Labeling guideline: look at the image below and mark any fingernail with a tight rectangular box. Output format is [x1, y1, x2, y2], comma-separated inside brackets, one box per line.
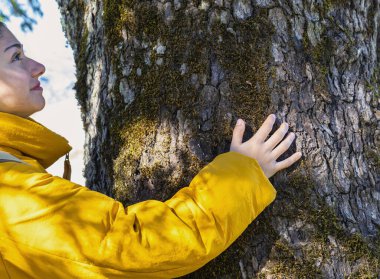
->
[237, 119, 244, 126]
[271, 114, 276, 121]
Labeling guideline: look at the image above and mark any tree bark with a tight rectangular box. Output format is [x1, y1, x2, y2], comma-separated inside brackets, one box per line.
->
[57, 0, 379, 277]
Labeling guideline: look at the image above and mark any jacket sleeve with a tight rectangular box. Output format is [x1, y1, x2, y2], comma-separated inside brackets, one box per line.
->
[0, 151, 276, 278]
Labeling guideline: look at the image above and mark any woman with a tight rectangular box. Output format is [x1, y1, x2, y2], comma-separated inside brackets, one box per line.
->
[0, 22, 302, 278]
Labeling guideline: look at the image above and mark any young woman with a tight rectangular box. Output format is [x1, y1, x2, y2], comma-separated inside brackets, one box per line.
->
[0, 22, 302, 278]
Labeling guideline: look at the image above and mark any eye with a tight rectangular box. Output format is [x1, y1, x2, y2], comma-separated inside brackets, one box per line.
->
[12, 52, 23, 62]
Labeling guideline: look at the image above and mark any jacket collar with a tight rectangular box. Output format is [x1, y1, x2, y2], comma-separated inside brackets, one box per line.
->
[0, 112, 72, 169]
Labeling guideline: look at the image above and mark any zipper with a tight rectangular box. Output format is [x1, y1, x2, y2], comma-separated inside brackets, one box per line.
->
[63, 153, 72, 181]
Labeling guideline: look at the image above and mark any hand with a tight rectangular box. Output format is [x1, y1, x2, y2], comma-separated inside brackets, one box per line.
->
[230, 114, 302, 178]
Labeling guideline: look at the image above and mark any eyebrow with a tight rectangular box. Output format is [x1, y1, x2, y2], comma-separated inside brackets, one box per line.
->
[4, 43, 23, 53]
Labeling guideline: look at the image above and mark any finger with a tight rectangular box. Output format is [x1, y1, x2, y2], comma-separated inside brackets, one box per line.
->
[274, 152, 302, 171]
[265, 122, 289, 149]
[271, 132, 295, 159]
[252, 114, 276, 143]
[231, 119, 245, 149]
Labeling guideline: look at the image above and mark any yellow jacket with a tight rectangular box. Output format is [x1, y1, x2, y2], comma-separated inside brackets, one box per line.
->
[0, 112, 276, 278]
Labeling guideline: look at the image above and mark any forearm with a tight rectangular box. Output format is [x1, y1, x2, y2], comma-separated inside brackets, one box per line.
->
[125, 151, 277, 277]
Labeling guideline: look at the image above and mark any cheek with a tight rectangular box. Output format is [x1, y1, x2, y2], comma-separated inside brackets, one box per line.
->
[0, 74, 30, 108]
[0, 69, 30, 93]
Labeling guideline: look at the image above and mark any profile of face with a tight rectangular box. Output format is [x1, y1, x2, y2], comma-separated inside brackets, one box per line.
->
[0, 24, 46, 118]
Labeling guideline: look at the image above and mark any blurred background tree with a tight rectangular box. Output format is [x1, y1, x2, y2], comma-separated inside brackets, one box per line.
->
[0, 0, 42, 31]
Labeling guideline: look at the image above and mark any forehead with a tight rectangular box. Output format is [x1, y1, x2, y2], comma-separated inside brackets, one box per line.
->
[0, 27, 21, 51]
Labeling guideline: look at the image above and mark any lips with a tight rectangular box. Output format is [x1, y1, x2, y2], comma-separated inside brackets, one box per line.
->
[31, 82, 42, 90]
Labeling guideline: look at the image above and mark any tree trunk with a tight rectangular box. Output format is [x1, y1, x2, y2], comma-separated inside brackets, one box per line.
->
[57, 0, 379, 277]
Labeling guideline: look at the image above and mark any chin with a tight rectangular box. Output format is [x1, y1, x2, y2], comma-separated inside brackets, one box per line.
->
[27, 97, 46, 117]
[36, 93, 46, 107]
[38, 97, 46, 111]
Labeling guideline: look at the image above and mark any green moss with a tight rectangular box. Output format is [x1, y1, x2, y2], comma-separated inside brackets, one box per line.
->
[102, 1, 210, 205]
[103, 0, 135, 49]
[300, 2, 357, 104]
[180, 10, 277, 275]
[302, 24, 333, 76]
[365, 148, 380, 170]
[212, 8, 274, 128]
[270, 240, 321, 278]
[73, 2, 89, 114]
[314, 0, 350, 17]
[366, 66, 380, 100]
[112, 118, 158, 202]
[264, 166, 380, 278]
[102, 1, 275, 203]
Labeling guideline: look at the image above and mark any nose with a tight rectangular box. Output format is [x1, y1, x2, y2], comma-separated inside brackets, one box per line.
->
[30, 58, 46, 78]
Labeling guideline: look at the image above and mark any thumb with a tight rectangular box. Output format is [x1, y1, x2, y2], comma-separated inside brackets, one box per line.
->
[231, 119, 245, 149]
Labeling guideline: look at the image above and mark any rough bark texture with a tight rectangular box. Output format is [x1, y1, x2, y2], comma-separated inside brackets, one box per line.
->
[57, 0, 380, 277]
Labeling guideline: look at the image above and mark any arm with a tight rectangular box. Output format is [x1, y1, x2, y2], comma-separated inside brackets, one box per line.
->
[0, 152, 274, 278]
[0, 114, 301, 278]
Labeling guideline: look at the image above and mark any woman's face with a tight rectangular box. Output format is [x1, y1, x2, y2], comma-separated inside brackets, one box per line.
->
[0, 26, 46, 118]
